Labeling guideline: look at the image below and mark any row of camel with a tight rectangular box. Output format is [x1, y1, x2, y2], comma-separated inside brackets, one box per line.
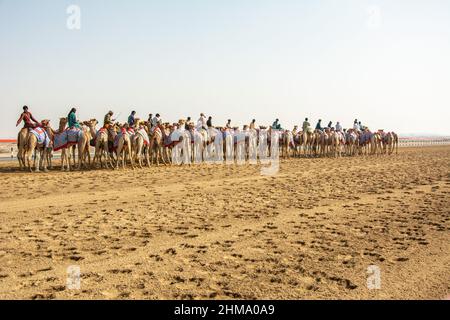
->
[280, 128, 399, 159]
[17, 118, 170, 172]
[16, 118, 398, 172]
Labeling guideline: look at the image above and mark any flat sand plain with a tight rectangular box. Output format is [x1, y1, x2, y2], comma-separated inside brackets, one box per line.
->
[0, 146, 449, 299]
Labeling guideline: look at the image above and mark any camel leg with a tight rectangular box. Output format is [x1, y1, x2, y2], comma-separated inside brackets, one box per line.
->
[65, 149, 69, 170]
[41, 149, 48, 172]
[144, 147, 150, 167]
[155, 147, 159, 166]
[138, 146, 143, 169]
[138, 151, 143, 169]
[104, 145, 111, 169]
[18, 148, 26, 170]
[77, 148, 82, 170]
[116, 148, 121, 170]
[92, 149, 99, 169]
[26, 149, 33, 172]
[86, 146, 91, 168]
[34, 148, 41, 173]
[61, 149, 66, 171]
[128, 146, 134, 169]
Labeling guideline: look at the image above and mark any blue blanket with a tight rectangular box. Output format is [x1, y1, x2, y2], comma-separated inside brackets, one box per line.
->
[30, 128, 51, 148]
[53, 128, 82, 151]
[67, 128, 83, 143]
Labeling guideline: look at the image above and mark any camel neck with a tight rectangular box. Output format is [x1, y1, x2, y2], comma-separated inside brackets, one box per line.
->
[88, 125, 96, 137]
[58, 124, 66, 132]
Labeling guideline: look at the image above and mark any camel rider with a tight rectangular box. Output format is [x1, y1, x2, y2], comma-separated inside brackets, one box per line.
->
[185, 117, 191, 130]
[353, 119, 359, 131]
[207, 116, 213, 128]
[226, 119, 232, 129]
[128, 111, 136, 127]
[104, 111, 116, 128]
[302, 118, 311, 132]
[327, 121, 333, 130]
[16, 105, 41, 129]
[68, 108, 81, 129]
[197, 113, 207, 130]
[358, 121, 364, 131]
[336, 121, 343, 132]
[272, 119, 282, 130]
[315, 119, 323, 131]
[249, 119, 256, 130]
[151, 114, 161, 131]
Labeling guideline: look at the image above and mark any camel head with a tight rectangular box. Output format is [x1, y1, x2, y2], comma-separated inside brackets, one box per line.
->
[41, 119, 50, 128]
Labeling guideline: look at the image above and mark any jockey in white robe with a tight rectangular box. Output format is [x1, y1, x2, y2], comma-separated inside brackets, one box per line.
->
[197, 115, 207, 130]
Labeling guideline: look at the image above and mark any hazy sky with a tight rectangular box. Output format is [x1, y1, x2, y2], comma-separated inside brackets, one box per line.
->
[1, 0, 449, 138]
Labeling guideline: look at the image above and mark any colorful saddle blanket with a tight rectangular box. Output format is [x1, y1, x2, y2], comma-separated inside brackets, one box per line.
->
[360, 132, 372, 144]
[114, 129, 132, 149]
[53, 128, 83, 151]
[136, 128, 150, 146]
[30, 127, 50, 148]
[67, 128, 83, 143]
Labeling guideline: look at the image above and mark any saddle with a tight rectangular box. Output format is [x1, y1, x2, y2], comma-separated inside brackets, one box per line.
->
[30, 127, 51, 148]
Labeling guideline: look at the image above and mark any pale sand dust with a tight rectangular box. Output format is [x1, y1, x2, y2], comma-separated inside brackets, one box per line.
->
[0, 146, 448, 300]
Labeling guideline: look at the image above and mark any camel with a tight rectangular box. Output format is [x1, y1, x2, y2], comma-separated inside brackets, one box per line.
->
[23, 121, 50, 172]
[54, 118, 71, 171]
[132, 126, 151, 168]
[329, 130, 341, 158]
[224, 128, 235, 164]
[371, 131, 383, 156]
[234, 128, 247, 164]
[281, 130, 291, 159]
[345, 129, 359, 156]
[392, 132, 399, 155]
[318, 129, 331, 157]
[291, 131, 301, 158]
[115, 126, 134, 170]
[148, 124, 169, 166]
[245, 128, 258, 163]
[359, 129, 373, 156]
[41, 123, 56, 170]
[170, 121, 191, 165]
[300, 129, 315, 157]
[191, 127, 206, 164]
[84, 119, 113, 169]
[381, 131, 399, 155]
[81, 123, 93, 167]
[17, 128, 29, 170]
[65, 125, 90, 170]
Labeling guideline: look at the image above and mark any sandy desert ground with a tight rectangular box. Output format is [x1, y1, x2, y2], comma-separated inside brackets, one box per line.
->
[0, 146, 449, 300]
